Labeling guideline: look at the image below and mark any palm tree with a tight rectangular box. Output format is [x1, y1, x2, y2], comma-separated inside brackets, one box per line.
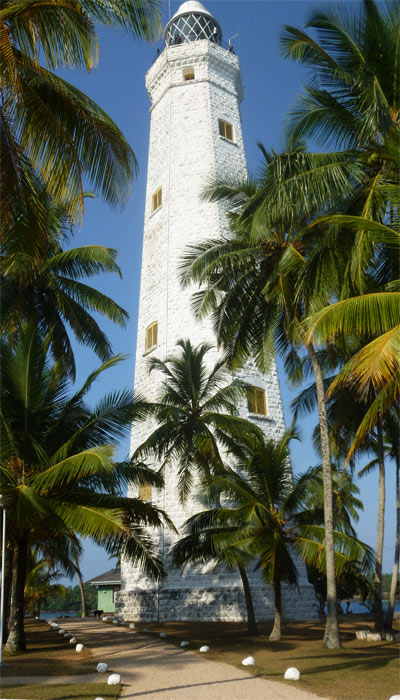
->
[281, 2, 399, 160]
[1, 188, 128, 377]
[172, 507, 259, 635]
[203, 431, 373, 641]
[384, 412, 400, 628]
[1, 0, 161, 224]
[134, 339, 261, 503]
[180, 145, 352, 647]
[0, 324, 170, 652]
[280, 0, 400, 448]
[291, 358, 395, 633]
[24, 553, 66, 618]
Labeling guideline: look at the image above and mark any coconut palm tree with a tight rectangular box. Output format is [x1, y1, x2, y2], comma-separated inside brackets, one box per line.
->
[24, 552, 66, 618]
[180, 144, 353, 647]
[0, 324, 170, 652]
[201, 431, 373, 641]
[172, 507, 259, 635]
[281, 0, 400, 445]
[134, 339, 262, 503]
[1, 0, 161, 225]
[1, 187, 128, 378]
[281, 2, 399, 158]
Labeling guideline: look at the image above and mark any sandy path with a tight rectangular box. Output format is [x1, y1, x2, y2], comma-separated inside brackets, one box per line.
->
[21, 618, 328, 700]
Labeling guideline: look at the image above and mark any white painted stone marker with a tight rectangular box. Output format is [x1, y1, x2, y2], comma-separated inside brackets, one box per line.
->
[129, 622, 135, 628]
[356, 630, 367, 640]
[96, 662, 108, 673]
[366, 632, 382, 642]
[75, 643, 84, 652]
[284, 667, 300, 680]
[69, 637, 77, 643]
[200, 646, 210, 653]
[107, 673, 121, 685]
[58, 629, 65, 634]
[180, 640, 190, 647]
[94, 697, 105, 700]
[388, 696, 400, 700]
[242, 656, 255, 666]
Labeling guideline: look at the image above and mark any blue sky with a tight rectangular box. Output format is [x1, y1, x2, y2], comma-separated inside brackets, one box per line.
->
[61, 0, 395, 583]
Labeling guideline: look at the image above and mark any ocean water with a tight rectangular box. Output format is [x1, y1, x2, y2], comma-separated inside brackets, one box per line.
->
[39, 611, 79, 619]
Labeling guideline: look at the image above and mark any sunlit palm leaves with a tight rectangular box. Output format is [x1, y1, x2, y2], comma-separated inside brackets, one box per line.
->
[0, 323, 170, 649]
[134, 339, 261, 503]
[0, 0, 161, 224]
[1, 188, 129, 377]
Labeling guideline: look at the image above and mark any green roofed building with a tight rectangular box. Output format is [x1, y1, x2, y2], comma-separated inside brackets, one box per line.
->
[86, 568, 121, 613]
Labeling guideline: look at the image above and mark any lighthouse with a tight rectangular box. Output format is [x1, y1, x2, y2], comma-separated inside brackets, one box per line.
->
[118, 1, 317, 622]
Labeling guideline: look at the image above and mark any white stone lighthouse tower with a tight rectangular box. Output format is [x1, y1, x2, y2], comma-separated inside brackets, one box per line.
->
[118, 1, 317, 622]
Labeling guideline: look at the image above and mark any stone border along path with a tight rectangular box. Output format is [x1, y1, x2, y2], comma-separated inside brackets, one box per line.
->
[2, 619, 328, 700]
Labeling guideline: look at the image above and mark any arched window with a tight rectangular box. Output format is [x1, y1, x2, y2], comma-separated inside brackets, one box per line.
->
[247, 386, 266, 415]
[138, 482, 152, 501]
[145, 322, 158, 351]
[218, 119, 234, 141]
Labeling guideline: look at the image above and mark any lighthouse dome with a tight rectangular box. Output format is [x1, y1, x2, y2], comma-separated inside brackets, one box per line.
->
[164, 1, 222, 47]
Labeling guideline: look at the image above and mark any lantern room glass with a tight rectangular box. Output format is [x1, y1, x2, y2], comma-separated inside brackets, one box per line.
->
[165, 13, 222, 46]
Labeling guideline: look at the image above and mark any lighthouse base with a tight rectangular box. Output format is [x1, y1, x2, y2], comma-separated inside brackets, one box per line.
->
[115, 582, 318, 623]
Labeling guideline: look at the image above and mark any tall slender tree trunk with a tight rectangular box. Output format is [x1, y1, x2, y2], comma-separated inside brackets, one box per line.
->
[307, 342, 341, 648]
[374, 416, 386, 634]
[386, 452, 400, 629]
[238, 564, 258, 635]
[269, 577, 282, 641]
[73, 553, 87, 618]
[5, 531, 28, 652]
[3, 539, 14, 634]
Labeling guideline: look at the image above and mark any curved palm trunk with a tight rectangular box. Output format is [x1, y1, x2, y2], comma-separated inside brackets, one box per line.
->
[238, 564, 258, 635]
[73, 553, 87, 618]
[307, 343, 341, 648]
[5, 531, 28, 652]
[374, 416, 386, 635]
[386, 451, 400, 629]
[269, 577, 282, 641]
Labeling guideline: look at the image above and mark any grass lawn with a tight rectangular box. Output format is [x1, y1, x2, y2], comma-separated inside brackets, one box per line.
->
[1, 619, 94, 676]
[129, 616, 399, 700]
[0, 684, 120, 699]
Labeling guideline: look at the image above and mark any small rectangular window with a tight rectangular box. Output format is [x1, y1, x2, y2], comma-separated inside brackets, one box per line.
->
[218, 119, 234, 141]
[138, 482, 152, 501]
[183, 67, 195, 81]
[145, 321, 158, 351]
[247, 387, 266, 415]
[152, 187, 162, 212]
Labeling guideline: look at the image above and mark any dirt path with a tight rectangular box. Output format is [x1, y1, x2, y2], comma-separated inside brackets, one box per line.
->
[15, 618, 328, 700]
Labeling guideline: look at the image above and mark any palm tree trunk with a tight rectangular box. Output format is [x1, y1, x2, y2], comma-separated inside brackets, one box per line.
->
[386, 452, 400, 629]
[307, 342, 341, 648]
[5, 531, 28, 652]
[269, 577, 282, 641]
[238, 564, 258, 635]
[73, 553, 87, 618]
[7, 546, 17, 635]
[374, 416, 386, 634]
[3, 539, 14, 633]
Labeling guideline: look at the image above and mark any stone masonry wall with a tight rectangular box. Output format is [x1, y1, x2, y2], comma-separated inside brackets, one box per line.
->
[120, 39, 317, 622]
